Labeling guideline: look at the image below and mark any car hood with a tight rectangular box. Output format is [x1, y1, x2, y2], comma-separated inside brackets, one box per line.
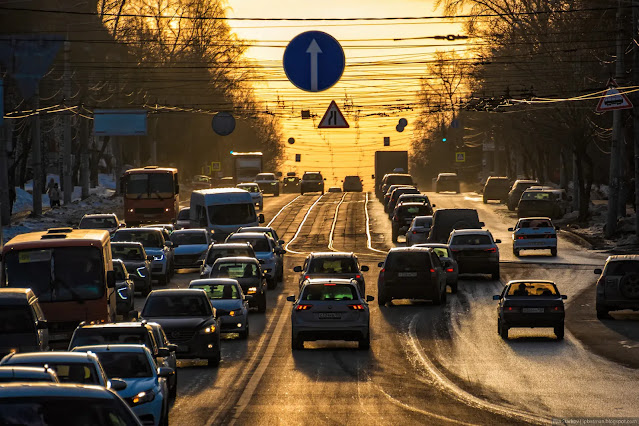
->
[254, 252, 275, 261]
[144, 247, 164, 255]
[120, 260, 146, 268]
[210, 299, 244, 311]
[141, 316, 213, 330]
[174, 245, 208, 255]
[116, 377, 158, 399]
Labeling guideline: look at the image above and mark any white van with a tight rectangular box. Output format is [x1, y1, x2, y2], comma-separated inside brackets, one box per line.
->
[190, 188, 264, 241]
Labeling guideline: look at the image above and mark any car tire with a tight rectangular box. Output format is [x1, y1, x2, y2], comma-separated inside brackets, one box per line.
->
[292, 335, 304, 350]
[378, 290, 388, 306]
[275, 190, 280, 197]
[483, 196, 488, 204]
[169, 380, 177, 401]
[554, 325, 564, 340]
[513, 248, 520, 257]
[257, 293, 267, 313]
[159, 404, 169, 426]
[267, 277, 276, 290]
[491, 268, 500, 281]
[450, 282, 458, 294]
[596, 308, 611, 319]
[499, 323, 509, 339]
[239, 324, 249, 340]
[550, 248, 557, 257]
[358, 333, 370, 350]
[158, 273, 168, 286]
[208, 352, 221, 368]
[391, 227, 398, 243]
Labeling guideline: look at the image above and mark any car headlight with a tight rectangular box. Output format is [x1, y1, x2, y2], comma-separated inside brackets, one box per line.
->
[247, 287, 257, 294]
[116, 287, 128, 300]
[153, 254, 164, 261]
[136, 267, 147, 278]
[131, 389, 155, 405]
[229, 310, 242, 317]
[200, 325, 216, 334]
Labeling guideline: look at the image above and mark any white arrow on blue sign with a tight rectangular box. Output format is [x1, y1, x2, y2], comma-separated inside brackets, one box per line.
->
[283, 31, 345, 92]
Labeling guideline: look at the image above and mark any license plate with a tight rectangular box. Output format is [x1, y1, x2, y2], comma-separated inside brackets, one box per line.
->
[177, 345, 189, 352]
[522, 308, 544, 313]
[318, 313, 341, 319]
[398, 272, 418, 277]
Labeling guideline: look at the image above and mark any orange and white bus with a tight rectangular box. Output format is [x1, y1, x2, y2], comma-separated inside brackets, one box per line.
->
[1, 228, 116, 346]
[121, 166, 180, 226]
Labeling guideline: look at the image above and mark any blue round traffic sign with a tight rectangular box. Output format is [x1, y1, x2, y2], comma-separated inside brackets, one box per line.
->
[212, 111, 235, 136]
[283, 31, 345, 92]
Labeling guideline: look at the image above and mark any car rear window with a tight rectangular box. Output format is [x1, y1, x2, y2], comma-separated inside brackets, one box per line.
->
[211, 262, 258, 279]
[143, 294, 212, 317]
[95, 352, 152, 379]
[284, 177, 298, 183]
[171, 232, 208, 245]
[206, 248, 253, 264]
[79, 217, 117, 229]
[385, 252, 431, 271]
[300, 284, 358, 301]
[304, 173, 322, 180]
[507, 282, 558, 296]
[400, 196, 429, 204]
[438, 175, 457, 181]
[177, 208, 190, 220]
[17, 363, 98, 385]
[519, 219, 553, 228]
[388, 176, 413, 185]
[112, 231, 162, 248]
[71, 329, 151, 349]
[413, 217, 432, 227]
[605, 261, 639, 276]
[450, 234, 492, 245]
[228, 237, 269, 252]
[521, 191, 553, 201]
[309, 258, 358, 274]
[399, 206, 431, 216]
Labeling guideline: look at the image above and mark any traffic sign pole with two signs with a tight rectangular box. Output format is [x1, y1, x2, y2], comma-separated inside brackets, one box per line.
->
[283, 31, 345, 93]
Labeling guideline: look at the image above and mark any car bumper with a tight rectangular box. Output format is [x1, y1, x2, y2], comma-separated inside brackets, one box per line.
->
[380, 283, 440, 300]
[513, 239, 557, 250]
[301, 183, 323, 192]
[219, 315, 248, 332]
[151, 260, 168, 276]
[171, 333, 220, 359]
[596, 297, 639, 311]
[292, 322, 369, 341]
[456, 257, 499, 273]
[406, 233, 428, 245]
[258, 184, 279, 194]
[131, 396, 164, 426]
[501, 313, 564, 328]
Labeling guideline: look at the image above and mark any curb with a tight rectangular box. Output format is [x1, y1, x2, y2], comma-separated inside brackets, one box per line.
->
[559, 228, 594, 250]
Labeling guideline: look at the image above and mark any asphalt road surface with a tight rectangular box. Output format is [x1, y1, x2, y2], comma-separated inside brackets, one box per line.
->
[134, 191, 639, 425]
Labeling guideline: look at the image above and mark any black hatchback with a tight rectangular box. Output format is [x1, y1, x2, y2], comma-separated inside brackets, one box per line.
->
[391, 203, 433, 242]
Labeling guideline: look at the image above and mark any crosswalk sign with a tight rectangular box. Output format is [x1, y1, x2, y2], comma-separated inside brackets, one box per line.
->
[455, 152, 466, 163]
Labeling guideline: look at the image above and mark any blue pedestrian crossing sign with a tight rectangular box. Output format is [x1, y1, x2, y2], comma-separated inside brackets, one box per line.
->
[283, 31, 345, 92]
[455, 152, 466, 163]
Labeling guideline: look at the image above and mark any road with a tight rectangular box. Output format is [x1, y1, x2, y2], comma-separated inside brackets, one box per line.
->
[134, 191, 639, 425]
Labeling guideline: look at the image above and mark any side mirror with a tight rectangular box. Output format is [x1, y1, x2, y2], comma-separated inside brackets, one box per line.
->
[561, 295, 568, 300]
[165, 241, 174, 248]
[106, 271, 116, 289]
[157, 367, 175, 378]
[258, 214, 265, 224]
[366, 295, 375, 302]
[495, 239, 501, 244]
[286, 295, 296, 302]
[167, 344, 178, 352]
[432, 204, 436, 208]
[157, 348, 171, 357]
[119, 223, 126, 228]
[243, 295, 253, 301]
[147, 255, 153, 261]
[278, 239, 285, 245]
[293, 266, 302, 272]
[361, 265, 369, 272]
[507, 228, 514, 232]
[109, 378, 127, 391]
[594, 268, 602, 275]
[378, 262, 384, 267]
[492, 295, 501, 300]
[36, 320, 48, 329]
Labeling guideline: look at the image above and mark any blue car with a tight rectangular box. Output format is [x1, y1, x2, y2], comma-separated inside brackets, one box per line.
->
[509, 217, 558, 257]
[72, 344, 173, 426]
[171, 229, 213, 269]
[189, 278, 250, 339]
[112, 228, 174, 285]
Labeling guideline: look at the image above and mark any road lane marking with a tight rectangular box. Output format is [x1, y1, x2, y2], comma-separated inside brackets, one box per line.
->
[284, 194, 325, 255]
[327, 193, 347, 251]
[267, 195, 302, 227]
[406, 312, 551, 425]
[364, 192, 388, 254]
[225, 297, 290, 426]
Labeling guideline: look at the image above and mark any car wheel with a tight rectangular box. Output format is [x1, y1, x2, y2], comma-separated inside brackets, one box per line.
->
[207, 347, 221, 367]
[513, 248, 520, 257]
[391, 227, 398, 243]
[491, 268, 500, 281]
[239, 325, 249, 340]
[159, 404, 169, 426]
[450, 282, 458, 294]
[596, 308, 611, 319]
[499, 323, 509, 339]
[275, 191, 280, 197]
[169, 380, 177, 401]
[378, 290, 388, 306]
[301, 191, 304, 195]
[358, 333, 370, 350]
[292, 335, 304, 350]
[158, 273, 168, 286]
[257, 293, 267, 313]
[267, 277, 276, 290]
[554, 325, 564, 340]
[483, 196, 488, 204]
[550, 248, 557, 257]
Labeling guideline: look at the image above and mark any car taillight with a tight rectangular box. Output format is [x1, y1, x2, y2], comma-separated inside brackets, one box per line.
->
[451, 249, 459, 252]
[549, 305, 564, 312]
[485, 247, 497, 253]
[324, 283, 336, 286]
[304, 275, 310, 279]
[429, 268, 435, 273]
[348, 304, 365, 310]
[504, 306, 520, 312]
[296, 304, 312, 311]
[516, 236, 525, 240]
[355, 275, 361, 279]
[446, 268, 454, 272]
[412, 231, 417, 234]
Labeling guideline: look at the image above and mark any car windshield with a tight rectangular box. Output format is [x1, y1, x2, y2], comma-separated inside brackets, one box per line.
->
[413, 217, 432, 227]
[112, 231, 163, 248]
[171, 232, 208, 245]
[208, 204, 256, 226]
[256, 174, 276, 180]
[16, 363, 98, 385]
[284, 177, 297, 183]
[0, 397, 136, 426]
[401, 196, 428, 204]
[344, 176, 360, 183]
[309, 258, 358, 274]
[0, 307, 35, 334]
[451, 235, 492, 245]
[71, 330, 151, 349]
[177, 208, 190, 220]
[112, 245, 144, 261]
[206, 248, 253, 265]
[300, 284, 358, 301]
[191, 284, 240, 300]
[519, 219, 553, 228]
[95, 352, 153, 379]
[143, 294, 212, 317]
[438, 175, 457, 181]
[228, 237, 269, 253]
[605, 261, 639, 275]
[124, 172, 174, 200]
[79, 217, 117, 229]
[211, 262, 258, 279]
[507, 282, 558, 297]
[3, 247, 105, 303]
[399, 206, 431, 216]
[304, 173, 322, 180]
[113, 263, 126, 280]
[388, 176, 413, 185]
[385, 252, 430, 271]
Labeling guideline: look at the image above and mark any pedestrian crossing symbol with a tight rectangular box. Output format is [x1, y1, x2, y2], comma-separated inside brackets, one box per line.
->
[455, 152, 466, 163]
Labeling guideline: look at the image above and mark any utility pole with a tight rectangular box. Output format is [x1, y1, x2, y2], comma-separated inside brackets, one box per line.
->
[32, 85, 42, 216]
[634, 0, 639, 240]
[80, 116, 90, 199]
[606, 0, 625, 238]
[63, 39, 72, 205]
[0, 78, 10, 227]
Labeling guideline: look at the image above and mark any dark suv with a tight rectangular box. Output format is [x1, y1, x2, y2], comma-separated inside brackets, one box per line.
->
[594, 255, 639, 319]
[507, 180, 538, 210]
[435, 173, 460, 193]
[427, 208, 484, 243]
[342, 176, 363, 192]
[377, 247, 448, 306]
[293, 252, 369, 294]
[392, 203, 434, 242]
[300, 172, 325, 195]
[209, 257, 267, 312]
[111, 242, 153, 296]
[482, 176, 510, 203]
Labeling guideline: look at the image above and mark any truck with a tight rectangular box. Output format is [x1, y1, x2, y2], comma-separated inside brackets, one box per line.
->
[374, 151, 409, 198]
[232, 152, 263, 184]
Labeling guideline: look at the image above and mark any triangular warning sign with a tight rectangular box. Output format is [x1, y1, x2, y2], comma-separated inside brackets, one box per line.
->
[596, 88, 633, 112]
[318, 101, 349, 128]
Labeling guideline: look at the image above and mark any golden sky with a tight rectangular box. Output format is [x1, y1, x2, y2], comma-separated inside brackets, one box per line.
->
[226, 0, 466, 187]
